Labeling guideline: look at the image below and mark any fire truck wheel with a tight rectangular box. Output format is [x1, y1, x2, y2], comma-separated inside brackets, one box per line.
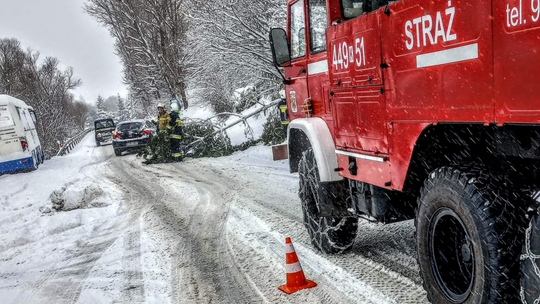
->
[298, 148, 357, 254]
[416, 166, 527, 304]
[520, 210, 540, 304]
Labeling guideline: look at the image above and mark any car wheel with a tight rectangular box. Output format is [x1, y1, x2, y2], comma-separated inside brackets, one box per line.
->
[298, 148, 357, 254]
[96, 141, 100, 147]
[417, 166, 527, 304]
[114, 149, 121, 156]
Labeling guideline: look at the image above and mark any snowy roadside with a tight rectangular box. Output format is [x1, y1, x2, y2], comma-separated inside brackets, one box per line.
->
[0, 134, 125, 303]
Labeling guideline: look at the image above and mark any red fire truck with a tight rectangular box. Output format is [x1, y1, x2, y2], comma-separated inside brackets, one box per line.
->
[269, 0, 540, 303]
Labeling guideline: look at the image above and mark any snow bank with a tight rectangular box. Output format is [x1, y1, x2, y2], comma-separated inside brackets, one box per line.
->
[224, 102, 271, 146]
[48, 179, 110, 212]
[181, 103, 214, 120]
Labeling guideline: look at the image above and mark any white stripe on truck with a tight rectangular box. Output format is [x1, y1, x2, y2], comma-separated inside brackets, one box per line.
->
[416, 43, 478, 68]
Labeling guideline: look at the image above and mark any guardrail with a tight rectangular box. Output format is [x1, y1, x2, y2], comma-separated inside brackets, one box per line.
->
[56, 128, 93, 157]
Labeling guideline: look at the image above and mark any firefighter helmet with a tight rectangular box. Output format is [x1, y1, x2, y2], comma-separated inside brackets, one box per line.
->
[157, 103, 165, 109]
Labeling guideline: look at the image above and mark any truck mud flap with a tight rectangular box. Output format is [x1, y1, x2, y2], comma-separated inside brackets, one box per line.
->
[317, 181, 356, 218]
[271, 143, 288, 161]
[521, 212, 540, 304]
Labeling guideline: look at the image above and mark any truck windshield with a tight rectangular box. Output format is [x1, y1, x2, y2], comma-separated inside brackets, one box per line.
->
[342, 0, 365, 19]
[0, 106, 15, 128]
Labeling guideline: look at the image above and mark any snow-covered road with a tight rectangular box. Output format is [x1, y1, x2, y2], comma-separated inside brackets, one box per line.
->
[0, 134, 429, 303]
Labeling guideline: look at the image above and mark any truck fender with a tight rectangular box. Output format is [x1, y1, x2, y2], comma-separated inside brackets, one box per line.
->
[288, 118, 342, 182]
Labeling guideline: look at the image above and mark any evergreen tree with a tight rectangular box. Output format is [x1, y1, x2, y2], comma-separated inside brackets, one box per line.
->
[96, 95, 107, 118]
[117, 94, 126, 121]
[96, 95, 105, 111]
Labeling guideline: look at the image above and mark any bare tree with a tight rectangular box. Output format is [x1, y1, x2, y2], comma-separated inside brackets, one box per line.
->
[85, 0, 190, 111]
[0, 38, 87, 157]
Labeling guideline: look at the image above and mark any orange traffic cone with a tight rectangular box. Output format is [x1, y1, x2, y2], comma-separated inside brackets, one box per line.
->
[278, 237, 317, 294]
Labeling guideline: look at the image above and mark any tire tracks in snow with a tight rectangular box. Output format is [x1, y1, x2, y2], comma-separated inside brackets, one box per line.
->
[140, 162, 356, 303]
[91, 152, 426, 303]
[105, 157, 170, 303]
[134, 162, 263, 303]
[200, 158, 428, 303]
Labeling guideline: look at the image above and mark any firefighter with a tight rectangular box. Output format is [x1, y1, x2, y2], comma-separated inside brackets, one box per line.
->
[278, 90, 289, 137]
[168, 98, 183, 162]
[157, 103, 170, 132]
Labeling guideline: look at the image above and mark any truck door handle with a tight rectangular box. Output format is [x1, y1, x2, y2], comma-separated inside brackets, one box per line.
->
[299, 68, 306, 74]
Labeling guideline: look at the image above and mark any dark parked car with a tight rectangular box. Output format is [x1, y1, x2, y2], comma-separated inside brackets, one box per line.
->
[112, 120, 156, 156]
[94, 118, 115, 146]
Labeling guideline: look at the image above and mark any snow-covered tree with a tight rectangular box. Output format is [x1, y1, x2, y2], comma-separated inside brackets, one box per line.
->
[85, 0, 190, 112]
[184, 0, 286, 112]
[117, 94, 128, 122]
[0, 37, 88, 157]
[95, 95, 109, 118]
[96, 95, 105, 112]
[102, 95, 118, 112]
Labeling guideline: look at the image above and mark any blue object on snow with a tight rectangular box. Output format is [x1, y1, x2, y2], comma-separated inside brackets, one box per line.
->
[169, 98, 181, 112]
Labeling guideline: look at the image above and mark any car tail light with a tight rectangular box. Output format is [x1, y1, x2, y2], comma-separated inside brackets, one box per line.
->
[141, 130, 151, 136]
[113, 133, 121, 139]
[20, 138, 28, 151]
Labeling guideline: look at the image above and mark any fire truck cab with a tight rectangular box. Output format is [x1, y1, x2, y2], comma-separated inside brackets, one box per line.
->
[269, 0, 540, 302]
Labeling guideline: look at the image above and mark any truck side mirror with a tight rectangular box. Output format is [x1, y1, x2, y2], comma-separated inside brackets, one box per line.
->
[269, 28, 291, 67]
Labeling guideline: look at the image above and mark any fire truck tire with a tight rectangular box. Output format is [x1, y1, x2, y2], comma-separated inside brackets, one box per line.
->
[298, 148, 357, 254]
[416, 166, 527, 304]
[520, 211, 540, 304]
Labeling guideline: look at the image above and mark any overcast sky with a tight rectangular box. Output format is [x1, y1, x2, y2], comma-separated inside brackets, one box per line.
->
[0, 0, 127, 104]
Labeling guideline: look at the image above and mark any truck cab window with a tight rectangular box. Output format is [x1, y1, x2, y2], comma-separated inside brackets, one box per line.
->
[341, 0, 365, 19]
[341, 0, 390, 19]
[370, 0, 390, 11]
[309, 0, 327, 54]
[290, 0, 306, 58]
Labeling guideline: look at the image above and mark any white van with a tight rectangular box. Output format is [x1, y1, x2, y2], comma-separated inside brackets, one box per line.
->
[0, 95, 43, 174]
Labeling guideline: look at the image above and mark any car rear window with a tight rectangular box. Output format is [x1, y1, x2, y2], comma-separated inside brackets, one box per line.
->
[95, 120, 115, 129]
[117, 122, 143, 131]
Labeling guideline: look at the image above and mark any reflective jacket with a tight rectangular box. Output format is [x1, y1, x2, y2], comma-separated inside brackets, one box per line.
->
[157, 111, 170, 131]
[278, 99, 289, 125]
[168, 110, 183, 140]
